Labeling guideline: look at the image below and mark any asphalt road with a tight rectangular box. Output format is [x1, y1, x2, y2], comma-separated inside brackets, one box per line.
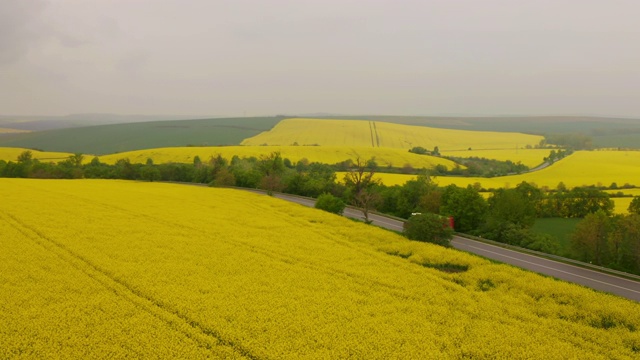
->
[263, 191, 640, 302]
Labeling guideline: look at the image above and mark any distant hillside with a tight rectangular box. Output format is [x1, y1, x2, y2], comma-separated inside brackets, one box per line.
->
[314, 115, 640, 148]
[0, 117, 282, 155]
[0, 114, 199, 131]
[315, 115, 640, 133]
[241, 118, 544, 150]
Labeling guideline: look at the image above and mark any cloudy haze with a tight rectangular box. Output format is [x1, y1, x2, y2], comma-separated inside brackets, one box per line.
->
[1, 0, 639, 117]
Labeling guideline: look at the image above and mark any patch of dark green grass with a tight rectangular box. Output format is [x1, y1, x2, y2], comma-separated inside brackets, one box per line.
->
[532, 218, 582, 255]
[0, 117, 283, 154]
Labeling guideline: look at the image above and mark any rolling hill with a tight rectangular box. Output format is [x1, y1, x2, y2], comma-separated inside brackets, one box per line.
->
[368, 150, 640, 190]
[0, 117, 283, 154]
[241, 118, 544, 151]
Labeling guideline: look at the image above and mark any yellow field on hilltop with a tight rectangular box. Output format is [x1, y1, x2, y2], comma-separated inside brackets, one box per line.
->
[613, 197, 634, 214]
[440, 149, 551, 168]
[607, 189, 640, 197]
[0, 147, 73, 162]
[0, 127, 30, 134]
[242, 118, 544, 151]
[368, 150, 640, 190]
[2, 179, 640, 358]
[99, 145, 459, 169]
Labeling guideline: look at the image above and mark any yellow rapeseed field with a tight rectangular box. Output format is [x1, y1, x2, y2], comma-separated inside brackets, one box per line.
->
[2, 179, 640, 358]
[613, 197, 633, 214]
[98, 145, 459, 170]
[0, 127, 30, 134]
[0, 147, 73, 162]
[440, 148, 551, 168]
[368, 150, 640, 190]
[241, 118, 544, 151]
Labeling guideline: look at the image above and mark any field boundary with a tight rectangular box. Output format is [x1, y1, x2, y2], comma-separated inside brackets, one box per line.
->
[165, 183, 640, 284]
[232, 186, 640, 281]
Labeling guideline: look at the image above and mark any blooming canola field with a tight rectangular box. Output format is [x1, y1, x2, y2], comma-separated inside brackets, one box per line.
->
[0, 127, 30, 134]
[440, 148, 551, 168]
[2, 179, 640, 358]
[0, 147, 73, 162]
[241, 118, 544, 151]
[369, 150, 640, 190]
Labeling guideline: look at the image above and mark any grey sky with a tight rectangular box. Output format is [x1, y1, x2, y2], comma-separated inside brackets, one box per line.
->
[1, 0, 639, 117]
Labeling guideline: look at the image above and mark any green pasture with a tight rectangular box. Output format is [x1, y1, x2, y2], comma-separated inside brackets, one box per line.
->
[532, 218, 582, 256]
[0, 117, 282, 155]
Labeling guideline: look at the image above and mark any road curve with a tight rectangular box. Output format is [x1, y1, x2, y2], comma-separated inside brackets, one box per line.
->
[258, 191, 640, 302]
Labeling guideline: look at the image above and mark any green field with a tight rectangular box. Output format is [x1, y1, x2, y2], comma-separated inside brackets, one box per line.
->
[0, 117, 282, 155]
[591, 134, 640, 149]
[532, 218, 582, 256]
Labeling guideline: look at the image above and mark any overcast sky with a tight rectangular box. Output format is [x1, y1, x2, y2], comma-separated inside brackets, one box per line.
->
[1, 0, 639, 117]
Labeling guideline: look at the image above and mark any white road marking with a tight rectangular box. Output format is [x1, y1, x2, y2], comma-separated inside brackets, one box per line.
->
[458, 243, 640, 295]
[452, 238, 640, 286]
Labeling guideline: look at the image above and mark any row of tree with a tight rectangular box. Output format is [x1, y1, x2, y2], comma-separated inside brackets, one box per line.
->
[572, 211, 640, 274]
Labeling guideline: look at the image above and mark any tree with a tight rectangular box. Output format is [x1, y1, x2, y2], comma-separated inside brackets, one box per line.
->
[257, 152, 286, 195]
[68, 153, 84, 167]
[403, 213, 453, 246]
[628, 197, 640, 215]
[140, 165, 161, 182]
[418, 189, 443, 214]
[408, 146, 428, 155]
[607, 214, 640, 273]
[571, 210, 611, 265]
[210, 167, 236, 187]
[315, 193, 346, 215]
[565, 187, 614, 217]
[343, 157, 381, 223]
[481, 188, 537, 244]
[113, 158, 137, 180]
[488, 188, 537, 228]
[396, 173, 437, 218]
[230, 157, 261, 188]
[259, 174, 285, 195]
[556, 182, 567, 192]
[440, 185, 488, 233]
[17, 150, 33, 164]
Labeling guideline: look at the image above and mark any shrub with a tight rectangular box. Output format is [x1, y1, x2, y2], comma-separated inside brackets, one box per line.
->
[403, 213, 453, 246]
[315, 193, 346, 215]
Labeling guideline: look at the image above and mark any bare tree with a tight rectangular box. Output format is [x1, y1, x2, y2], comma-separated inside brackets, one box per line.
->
[343, 157, 381, 223]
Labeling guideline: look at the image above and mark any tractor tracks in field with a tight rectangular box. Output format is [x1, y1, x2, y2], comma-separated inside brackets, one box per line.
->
[12, 186, 435, 312]
[0, 210, 258, 360]
[368, 121, 380, 148]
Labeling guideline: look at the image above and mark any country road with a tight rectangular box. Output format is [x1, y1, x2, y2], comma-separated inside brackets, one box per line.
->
[248, 190, 640, 302]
